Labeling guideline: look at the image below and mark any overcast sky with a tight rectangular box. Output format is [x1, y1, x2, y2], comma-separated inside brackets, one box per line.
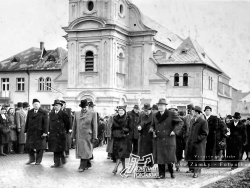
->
[0, 0, 250, 91]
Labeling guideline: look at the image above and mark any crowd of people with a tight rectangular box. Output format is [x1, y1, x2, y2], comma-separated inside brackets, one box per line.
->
[0, 98, 249, 179]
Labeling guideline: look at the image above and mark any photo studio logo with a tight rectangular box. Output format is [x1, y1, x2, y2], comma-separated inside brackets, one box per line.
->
[120, 154, 158, 178]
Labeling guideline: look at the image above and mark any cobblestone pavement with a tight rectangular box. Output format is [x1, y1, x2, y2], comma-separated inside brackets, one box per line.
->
[0, 146, 243, 188]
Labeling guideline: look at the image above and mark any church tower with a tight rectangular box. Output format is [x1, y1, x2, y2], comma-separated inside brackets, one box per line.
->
[63, 0, 160, 114]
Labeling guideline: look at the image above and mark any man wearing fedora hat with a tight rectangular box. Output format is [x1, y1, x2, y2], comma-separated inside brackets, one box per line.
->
[203, 106, 218, 166]
[152, 104, 158, 114]
[48, 100, 70, 168]
[226, 112, 247, 170]
[137, 103, 153, 161]
[60, 100, 73, 157]
[72, 100, 98, 172]
[25, 99, 49, 165]
[127, 104, 140, 155]
[149, 98, 182, 179]
[185, 106, 208, 178]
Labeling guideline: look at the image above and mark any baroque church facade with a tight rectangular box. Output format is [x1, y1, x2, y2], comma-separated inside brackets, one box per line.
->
[0, 0, 235, 117]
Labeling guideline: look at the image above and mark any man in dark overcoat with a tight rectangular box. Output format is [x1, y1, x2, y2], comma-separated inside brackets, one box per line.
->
[150, 98, 182, 179]
[49, 100, 70, 168]
[25, 99, 49, 165]
[226, 112, 247, 170]
[185, 106, 209, 178]
[60, 100, 72, 157]
[137, 104, 153, 162]
[204, 106, 218, 165]
[127, 105, 140, 155]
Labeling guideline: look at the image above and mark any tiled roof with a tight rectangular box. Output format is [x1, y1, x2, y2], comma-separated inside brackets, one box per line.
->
[0, 47, 67, 71]
[158, 37, 223, 73]
[141, 15, 183, 49]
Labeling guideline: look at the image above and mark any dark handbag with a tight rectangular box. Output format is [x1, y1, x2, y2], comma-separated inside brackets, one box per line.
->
[2, 127, 10, 134]
[93, 139, 99, 148]
[112, 129, 125, 138]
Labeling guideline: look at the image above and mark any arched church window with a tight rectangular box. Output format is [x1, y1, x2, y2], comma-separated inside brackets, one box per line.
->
[183, 73, 188, 86]
[38, 77, 44, 91]
[120, 4, 124, 14]
[45, 77, 51, 91]
[174, 73, 179, 86]
[118, 53, 124, 74]
[85, 51, 94, 72]
[88, 1, 94, 11]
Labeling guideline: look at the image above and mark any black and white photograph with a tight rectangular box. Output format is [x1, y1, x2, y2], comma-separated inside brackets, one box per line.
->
[0, 0, 250, 187]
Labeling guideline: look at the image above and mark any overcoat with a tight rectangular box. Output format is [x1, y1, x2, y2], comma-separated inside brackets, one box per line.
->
[226, 120, 247, 160]
[182, 114, 194, 145]
[16, 109, 27, 144]
[138, 112, 153, 157]
[185, 116, 209, 161]
[25, 108, 49, 150]
[7, 113, 17, 141]
[151, 109, 182, 164]
[205, 115, 218, 159]
[127, 110, 140, 140]
[106, 115, 115, 153]
[175, 116, 185, 161]
[48, 110, 70, 152]
[216, 118, 227, 150]
[0, 115, 10, 145]
[62, 108, 72, 151]
[112, 113, 131, 159]
[72, 110, 98, 159]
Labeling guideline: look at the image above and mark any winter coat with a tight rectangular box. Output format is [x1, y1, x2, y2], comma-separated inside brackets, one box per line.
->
[7, 113, 17, 141]
[138, 112, 153, 157]
[72, 110, 98, 159]
[16, 109, 27, 144]
[25, 108, 49, 150]
[151, 109, 182, 164]
[48, 110, 70, 152]
[185, 116, 209, 161]
[106, 115, 115, 153]
[0, 115, 10, 145]
[127, 110, 140, 140]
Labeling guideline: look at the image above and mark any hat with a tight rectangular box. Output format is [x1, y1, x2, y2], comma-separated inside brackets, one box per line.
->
[169, 105, 178, 111]
[17, 102, 23, 108]
[226, 115, 232, 120]
[3, 104, 10, 108]
[100, 118, 104, 121]
[152, 104, 158, 110]
[204, 106, 212, 112]
[88, 101, 95, 107]
[23, 102, 30, 108]
[118, 105, 127, 111]
[247, 117, 250, 121]
[157, 98, 167, 105]
[32, 99, 40, 104]
[52, 100, 63, 106]
[60, 100, 66, 104]
[233, 112, 241, 119]
[79, 100, 88, 108]
[1, 107, 6, 111]
[187, 104, 194, 110]
[142, 103, 151, 111]
[133, 105, 139, 110]
[194, 106, 202, 113]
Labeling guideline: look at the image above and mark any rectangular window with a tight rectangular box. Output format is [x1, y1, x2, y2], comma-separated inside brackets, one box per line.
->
[2, 78, 9, 91]
[17, 78, 25, 91]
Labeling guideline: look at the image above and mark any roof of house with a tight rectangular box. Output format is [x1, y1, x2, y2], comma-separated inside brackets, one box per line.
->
[158, 37, 224, 73]
[141, 14, 183, 49]
[0, 47, 67, 71]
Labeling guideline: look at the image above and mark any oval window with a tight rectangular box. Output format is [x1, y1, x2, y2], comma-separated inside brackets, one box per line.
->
[88, 1, 94, 11]
[120, 4, 124, 14]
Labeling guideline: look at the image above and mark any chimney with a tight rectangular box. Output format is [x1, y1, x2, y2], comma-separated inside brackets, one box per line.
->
[40, 42, 44, 50]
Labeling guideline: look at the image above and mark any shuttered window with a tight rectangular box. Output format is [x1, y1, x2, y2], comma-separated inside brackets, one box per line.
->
[85, 51, 94, 72]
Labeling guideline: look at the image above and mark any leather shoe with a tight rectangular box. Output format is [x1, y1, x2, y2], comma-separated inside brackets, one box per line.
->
[193, 174, 198, 178]
[156, 175, 165, 179]
[25, 160, 35, 165]
[51, 164, 63, 168]
[171, 173, 176, 179]
[78, 168, 85, 172]
[35, 162, 41, 165]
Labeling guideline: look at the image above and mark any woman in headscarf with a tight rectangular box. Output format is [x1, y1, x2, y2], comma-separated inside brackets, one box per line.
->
[0, 108, 10, 156]
[112, 105, 131, 174]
